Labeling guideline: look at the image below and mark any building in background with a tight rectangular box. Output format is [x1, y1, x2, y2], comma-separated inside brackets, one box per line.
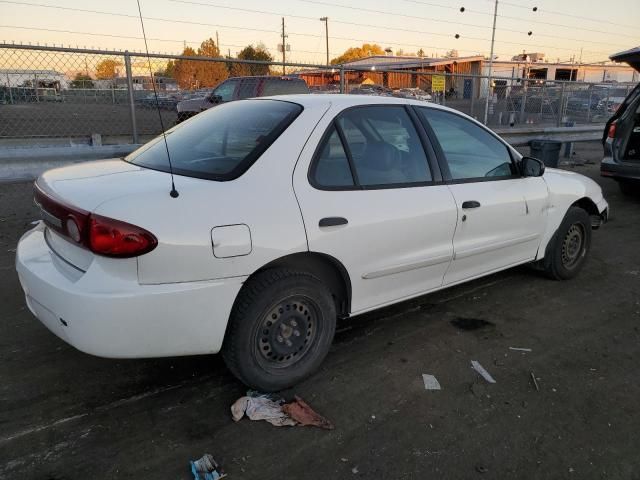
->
[0, 69, 68, 90]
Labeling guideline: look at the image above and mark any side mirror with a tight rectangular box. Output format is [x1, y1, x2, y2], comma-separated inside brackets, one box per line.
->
[521, 156, 545, 177]
[208, 94, 222, 104]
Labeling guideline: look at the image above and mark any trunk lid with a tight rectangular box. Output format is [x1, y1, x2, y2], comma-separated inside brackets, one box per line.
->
[35, 159, 179, 270]
[37, 159, 172, 211]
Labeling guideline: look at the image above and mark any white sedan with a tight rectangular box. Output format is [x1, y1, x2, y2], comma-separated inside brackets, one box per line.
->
[16, 95, 608, 391]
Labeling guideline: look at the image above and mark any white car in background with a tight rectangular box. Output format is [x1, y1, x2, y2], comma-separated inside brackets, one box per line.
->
[16, 95, 608, 391]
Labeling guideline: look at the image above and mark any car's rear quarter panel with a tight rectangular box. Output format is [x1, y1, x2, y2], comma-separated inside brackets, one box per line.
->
[92, 100, 331, 285]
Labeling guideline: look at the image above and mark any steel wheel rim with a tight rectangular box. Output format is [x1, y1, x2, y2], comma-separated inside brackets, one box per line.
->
[255, 295, 319, 369]
[561, 223, 585, 269]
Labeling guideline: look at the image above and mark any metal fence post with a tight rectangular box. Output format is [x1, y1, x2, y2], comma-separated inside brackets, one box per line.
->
[339, 67, 345, 94]
[469, 76, 475, 118]
[557, 82, 566, 127]
[124, 51, 138, 144]
[519, 79, 528, 124]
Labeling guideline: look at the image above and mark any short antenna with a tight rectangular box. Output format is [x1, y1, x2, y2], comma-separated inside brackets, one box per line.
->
[136, 0, 179, 198]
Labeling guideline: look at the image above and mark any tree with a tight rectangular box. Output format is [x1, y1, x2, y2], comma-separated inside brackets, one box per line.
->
[156, 60, 176, 78]
[173, 47, 199, 88]
[444, 49, 459, 58]
[70, 73, 94, 89]
[330, 43, 385, 65]
[195, 38, 228, 87]
[95, 59, 123, 79]
[417, 48, 426, 57]
[230, 43, 274, 77]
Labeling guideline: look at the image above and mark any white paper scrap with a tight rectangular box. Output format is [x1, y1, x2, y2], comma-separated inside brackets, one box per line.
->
[422, 373, 442, 390]
[471, 360, 496, 384]
[509, 347, 532, 352]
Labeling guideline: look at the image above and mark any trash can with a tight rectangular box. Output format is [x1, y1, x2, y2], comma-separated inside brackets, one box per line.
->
[529, 139, 562, 168]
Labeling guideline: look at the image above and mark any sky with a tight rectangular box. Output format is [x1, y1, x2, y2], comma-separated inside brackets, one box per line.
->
[1, 0, 639, 65]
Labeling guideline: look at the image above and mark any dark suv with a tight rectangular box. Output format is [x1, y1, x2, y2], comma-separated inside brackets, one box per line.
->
[176, 76, 309, 123]
[601, 47, 640, 195]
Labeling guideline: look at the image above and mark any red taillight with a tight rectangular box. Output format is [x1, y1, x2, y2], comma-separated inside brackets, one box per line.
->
[34, 183, 157, 258]
[608, 121, 617, 139]
[89, 214, 157, 258]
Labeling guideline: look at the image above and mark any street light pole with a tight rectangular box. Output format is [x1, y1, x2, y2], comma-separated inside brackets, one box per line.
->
[483, 0, 498, 125]
[320, 17, 329, 66]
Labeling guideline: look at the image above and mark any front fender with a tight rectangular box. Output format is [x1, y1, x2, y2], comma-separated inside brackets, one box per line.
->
[536, 168, 607, 260]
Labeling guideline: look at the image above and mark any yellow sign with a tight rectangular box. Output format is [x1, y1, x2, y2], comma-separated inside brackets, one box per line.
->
[431, 75, 446, 93]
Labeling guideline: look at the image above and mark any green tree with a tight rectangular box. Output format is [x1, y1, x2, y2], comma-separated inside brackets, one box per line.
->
[95, 59, 123, 79]
[417, 48, 426, 57]
[230, 43, 273, 77]
[330, 44, 385, 65]
[70, 73, 94, 89]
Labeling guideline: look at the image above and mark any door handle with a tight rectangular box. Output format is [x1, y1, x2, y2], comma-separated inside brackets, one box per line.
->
[462, 200, 481, 209]
[319, 217, 348, 227]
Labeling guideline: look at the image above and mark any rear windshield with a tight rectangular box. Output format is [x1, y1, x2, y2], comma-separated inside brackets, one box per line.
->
[126, 99, 302, 180]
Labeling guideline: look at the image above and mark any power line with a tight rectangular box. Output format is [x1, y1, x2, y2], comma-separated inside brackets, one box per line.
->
[0, 24, 336, 56]
[402, 0, 637, 42]
[168, 0, 620, 55]
[488, 0, 639, 31]
[299, 0, 636, 45]
[0, 0, 621, 61]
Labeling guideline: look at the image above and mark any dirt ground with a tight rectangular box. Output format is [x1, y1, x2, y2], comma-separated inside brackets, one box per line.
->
[0, 143, 639, 480]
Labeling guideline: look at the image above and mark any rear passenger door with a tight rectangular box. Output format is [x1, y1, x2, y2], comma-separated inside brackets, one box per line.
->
[416, 107, 549, 285]
[294, 105, 458, 314]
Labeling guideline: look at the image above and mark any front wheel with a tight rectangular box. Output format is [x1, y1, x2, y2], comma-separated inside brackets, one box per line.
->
[222, 269, 336, 392]
[542, 207, 592, 280]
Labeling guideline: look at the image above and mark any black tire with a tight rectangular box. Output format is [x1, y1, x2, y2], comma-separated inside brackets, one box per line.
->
[222, 269, 336, 392]
[542, 207, 592, 280]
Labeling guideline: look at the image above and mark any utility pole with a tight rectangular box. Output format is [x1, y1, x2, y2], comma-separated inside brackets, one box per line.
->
[281, 17, 287, 75]
[320, 17, 329, 66]
[483, 0, 498, 125]
[216, 31, 220, 51]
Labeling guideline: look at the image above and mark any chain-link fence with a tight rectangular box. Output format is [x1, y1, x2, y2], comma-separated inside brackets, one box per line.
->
[1, 44, 635, 147]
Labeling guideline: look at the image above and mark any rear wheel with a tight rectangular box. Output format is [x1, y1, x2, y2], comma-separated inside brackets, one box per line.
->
[542, 207, 592, 280]
[222, 269, 336, 392]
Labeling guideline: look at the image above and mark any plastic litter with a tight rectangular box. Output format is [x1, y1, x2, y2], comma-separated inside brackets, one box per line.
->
[282, 395, 334, 430]
[422, 373, 442, 390]
[231, 392, 333, 429]
[471, 360, 496, 384]
[190, 454, 226, 480]
[509, 347, 532, 352]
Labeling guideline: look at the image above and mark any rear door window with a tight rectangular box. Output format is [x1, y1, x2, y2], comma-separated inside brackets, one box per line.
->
[127, 100, 302, 181]
[237, 78, 259, 99]
[337, 106, 432, 186]
[311, 105, 432, 188]
[311, 127, 355, 188]
[262, 78, 309, 96]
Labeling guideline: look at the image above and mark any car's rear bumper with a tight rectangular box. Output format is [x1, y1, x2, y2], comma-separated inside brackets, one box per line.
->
[601, 156, 640, 181]
[16, 223, 245, 358]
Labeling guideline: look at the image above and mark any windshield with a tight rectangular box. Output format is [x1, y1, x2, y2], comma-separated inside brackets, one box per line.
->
[126, 99, 303, 181]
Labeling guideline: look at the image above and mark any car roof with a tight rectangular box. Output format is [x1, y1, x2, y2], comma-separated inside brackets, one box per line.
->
[260, 93, 453, 112]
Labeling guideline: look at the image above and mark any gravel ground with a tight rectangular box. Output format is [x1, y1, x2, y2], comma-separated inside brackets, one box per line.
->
[0, 142, 639, 480]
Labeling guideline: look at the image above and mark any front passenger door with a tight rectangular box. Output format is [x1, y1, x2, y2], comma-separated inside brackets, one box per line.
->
[417, 108, 549, 285]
